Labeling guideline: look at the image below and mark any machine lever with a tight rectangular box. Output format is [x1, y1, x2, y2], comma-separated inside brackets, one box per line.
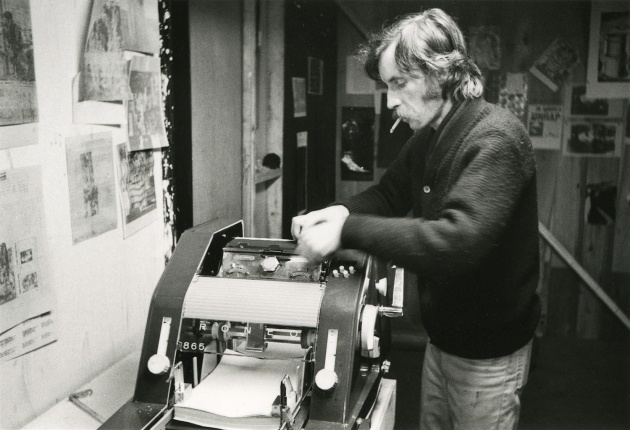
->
[378, 306, 403, 318]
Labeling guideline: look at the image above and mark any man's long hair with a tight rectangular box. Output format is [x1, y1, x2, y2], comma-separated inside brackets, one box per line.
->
[357, 8, 483, 101]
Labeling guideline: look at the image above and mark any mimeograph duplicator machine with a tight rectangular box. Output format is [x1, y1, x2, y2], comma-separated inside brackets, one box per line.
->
[101, 219, 402, 429]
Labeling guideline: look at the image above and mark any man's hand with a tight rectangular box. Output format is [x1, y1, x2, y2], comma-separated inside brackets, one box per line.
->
[291, 206, 349, 262]
[291, 205, 349, 239]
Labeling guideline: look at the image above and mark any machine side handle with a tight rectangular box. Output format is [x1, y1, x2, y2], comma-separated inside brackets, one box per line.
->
[379, 266, 404, 317]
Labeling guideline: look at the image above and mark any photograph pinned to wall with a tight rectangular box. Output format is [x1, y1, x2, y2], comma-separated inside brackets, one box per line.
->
[292, 77, 306, 118]
[307, 57, 323, 95]
[563, 118, 623, 157]
[341, 107, 374, 181]
[126, 55, 167, 151]
[115, 144, 157, 238]
[499, 72, 528, 123]
[586, 2, 630, 99]
[527, 104, 563, 150]
[377, 91, 413, 168]
[80, 0, 159, 102]
[585, 182, 617, 225]
[468, 26, 501, 71]
[0, 165, 53, 345]
[568, 84, 624, 117]
[0, 0, 38, 127]
[296, 131, 307, 215]
[66, 133, 118, 245]
[529, 38, 580, 92]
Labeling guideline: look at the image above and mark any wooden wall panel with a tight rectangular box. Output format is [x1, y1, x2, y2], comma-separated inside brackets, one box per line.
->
[189, 0, 243, 226]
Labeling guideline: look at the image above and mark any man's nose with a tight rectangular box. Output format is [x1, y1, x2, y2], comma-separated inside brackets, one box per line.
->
[387, 92, 401, 111]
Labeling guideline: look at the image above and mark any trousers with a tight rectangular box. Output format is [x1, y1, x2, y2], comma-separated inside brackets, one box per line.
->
[419, 339, 533, 430]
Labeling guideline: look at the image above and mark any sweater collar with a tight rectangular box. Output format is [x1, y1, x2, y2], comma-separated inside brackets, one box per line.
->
[424, 98, 488, 179]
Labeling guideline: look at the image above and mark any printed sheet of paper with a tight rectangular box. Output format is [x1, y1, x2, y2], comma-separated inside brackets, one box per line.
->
[292, 77, 306, 118]
[527, 105, 563, 150]
[529, 38, 580, 92]
[563, 118, 623, 158]
[0, 166, 52, 339]
[175, 343, 303, 429]
[126, 55, 167, 151]
[115, 144, 157, 238]
[66, 133, 118, 244]
[80, 0, 160, 101]
[499, 72, 528, 124]
[0, 0, 38, 128]
[0, 312, 55, 362]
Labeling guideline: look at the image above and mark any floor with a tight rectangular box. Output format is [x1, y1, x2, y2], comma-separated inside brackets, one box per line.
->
[387, 333, 630, 430]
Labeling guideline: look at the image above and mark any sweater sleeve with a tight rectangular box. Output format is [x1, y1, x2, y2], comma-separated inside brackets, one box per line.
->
[341, 126, 536, 277]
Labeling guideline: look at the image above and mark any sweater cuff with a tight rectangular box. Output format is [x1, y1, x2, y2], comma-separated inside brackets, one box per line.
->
[340, 213, 365, 249]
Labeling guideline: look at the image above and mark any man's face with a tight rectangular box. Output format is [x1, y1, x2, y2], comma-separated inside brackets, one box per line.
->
[378, 42, 449, 131]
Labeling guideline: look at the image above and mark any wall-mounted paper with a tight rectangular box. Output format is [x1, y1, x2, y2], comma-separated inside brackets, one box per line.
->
[66, 133, 118, 244]
[0, 166, 52, 337]
[527, 105, 563, 150]
[0, 0, 38, 126]
[114, 144, 157, 238]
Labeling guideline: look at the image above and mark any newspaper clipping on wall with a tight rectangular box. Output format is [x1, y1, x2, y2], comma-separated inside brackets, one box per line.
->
[80, 0, 160, 102]
[0, 166, 55, 362]
[126, 55, 167, 151]
[115, 144, 157, 238]
[0, 0, 38, 128]
[66, 133, 118, 244]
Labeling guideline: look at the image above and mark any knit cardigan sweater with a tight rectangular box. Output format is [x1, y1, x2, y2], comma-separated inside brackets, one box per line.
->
[340, 98, 541, 359]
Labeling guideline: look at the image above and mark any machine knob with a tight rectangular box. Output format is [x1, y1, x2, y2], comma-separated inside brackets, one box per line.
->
[261, 256, 280, 272]
[315, 368, 338, 392]
[147, 354, 170, 375]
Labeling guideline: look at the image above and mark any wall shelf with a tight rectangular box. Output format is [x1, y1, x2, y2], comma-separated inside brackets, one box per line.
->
[254, 167, 282, 184]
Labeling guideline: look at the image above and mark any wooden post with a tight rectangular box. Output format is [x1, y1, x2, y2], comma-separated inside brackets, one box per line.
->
[242, 0, 257, 236]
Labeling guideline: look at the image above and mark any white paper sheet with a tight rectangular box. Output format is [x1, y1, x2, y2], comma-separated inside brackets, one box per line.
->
[175, 343, 304, 428]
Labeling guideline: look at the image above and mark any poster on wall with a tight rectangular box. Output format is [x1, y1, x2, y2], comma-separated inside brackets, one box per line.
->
[567, 84, 624, 118]
[499, 72, 528, 124]
[115, 144, 157, 238]
[468, 26, 501, 71]
[586, 2, 630, 99]
[341, 107, 374, 181]
[0, 0, 38, 128]
[292, 77, 306, 118]
[126, 55, 168, 151]
[0, 165, 54, 359]
[307, 57, 323, 95]
[562, 82, 624, 156]
[529, 38, 580, 92]
[562, 119, 623, 157]
[80, 0, 160, 102]
[527, 105, 563, 150]
[66, 133, 118, 245]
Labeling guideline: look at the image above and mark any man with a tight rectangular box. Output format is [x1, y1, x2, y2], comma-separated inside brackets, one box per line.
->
[2, 11, 23, 78]
[292, 8, 540, 430]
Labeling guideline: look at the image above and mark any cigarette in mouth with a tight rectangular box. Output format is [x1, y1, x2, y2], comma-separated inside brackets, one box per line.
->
[390, 117, 402, 134]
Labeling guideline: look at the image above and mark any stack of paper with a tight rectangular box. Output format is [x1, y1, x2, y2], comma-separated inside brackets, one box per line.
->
[174, 344, 303, 430]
